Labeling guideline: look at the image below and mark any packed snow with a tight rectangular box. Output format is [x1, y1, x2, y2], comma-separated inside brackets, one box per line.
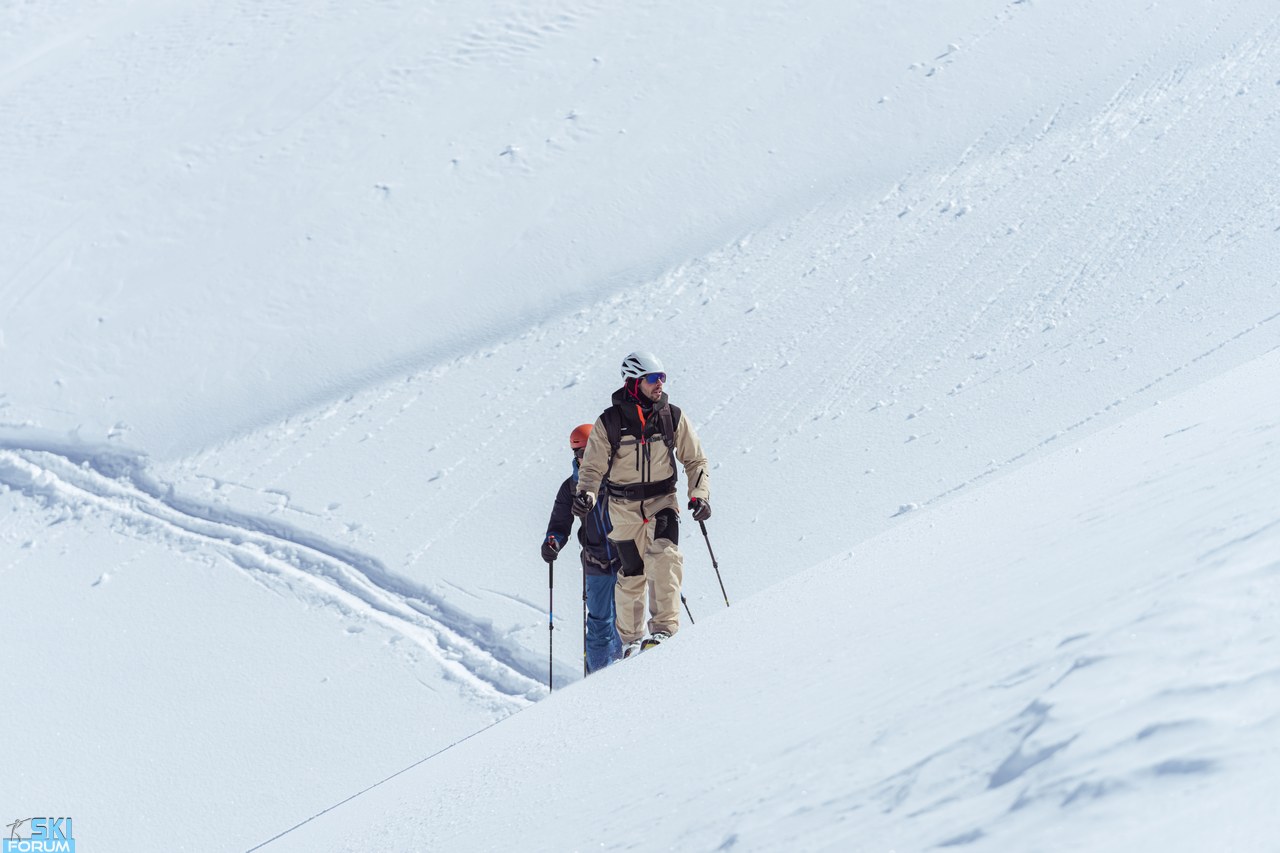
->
[2, 1, 1278, 851]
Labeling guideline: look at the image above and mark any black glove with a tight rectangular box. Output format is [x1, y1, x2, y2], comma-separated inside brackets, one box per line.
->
[571, 491, 595, 518]
[689, 497, 711, 521]
[541, 535, 560, 563]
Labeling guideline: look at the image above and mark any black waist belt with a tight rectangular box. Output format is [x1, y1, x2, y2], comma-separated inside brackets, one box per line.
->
[604, 476, 677, 502]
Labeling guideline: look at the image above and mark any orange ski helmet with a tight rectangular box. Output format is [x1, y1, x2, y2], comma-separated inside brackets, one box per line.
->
[569, 423, 593, 450]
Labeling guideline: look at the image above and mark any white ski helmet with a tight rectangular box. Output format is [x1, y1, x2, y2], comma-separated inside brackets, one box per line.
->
[621, 351, 664, 381]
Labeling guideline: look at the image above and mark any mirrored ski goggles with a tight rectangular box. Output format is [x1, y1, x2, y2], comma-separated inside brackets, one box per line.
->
[641, 372, 667, 384]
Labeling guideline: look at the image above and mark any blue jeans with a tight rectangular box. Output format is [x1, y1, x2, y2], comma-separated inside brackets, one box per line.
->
[584, 569, 622, 674]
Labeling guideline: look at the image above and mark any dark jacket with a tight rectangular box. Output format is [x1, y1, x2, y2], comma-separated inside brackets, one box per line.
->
[545, 460, 618, 576]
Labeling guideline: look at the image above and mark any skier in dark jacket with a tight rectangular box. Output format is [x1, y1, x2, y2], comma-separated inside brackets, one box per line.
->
[543, 423, 623, 674]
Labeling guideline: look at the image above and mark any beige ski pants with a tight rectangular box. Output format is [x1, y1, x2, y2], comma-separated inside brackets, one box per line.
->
[607, 492, 683, 644]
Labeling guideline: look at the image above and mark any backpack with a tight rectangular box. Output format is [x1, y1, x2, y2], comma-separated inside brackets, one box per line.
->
[599, 402, 681, 485]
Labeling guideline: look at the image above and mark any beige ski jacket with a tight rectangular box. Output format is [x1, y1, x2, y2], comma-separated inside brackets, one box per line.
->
[576, 386, 710, 516]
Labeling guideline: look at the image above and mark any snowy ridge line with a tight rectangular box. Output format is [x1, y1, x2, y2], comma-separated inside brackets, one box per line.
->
[243, 716, 505, 853]
[0, 441, 546, 708]
[920, 314, 1280, 511]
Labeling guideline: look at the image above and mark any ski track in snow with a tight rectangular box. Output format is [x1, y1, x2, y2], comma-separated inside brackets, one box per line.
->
[0, 440, 545, 711]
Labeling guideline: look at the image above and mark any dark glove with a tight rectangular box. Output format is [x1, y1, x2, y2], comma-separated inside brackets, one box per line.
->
[541, 535, 560, 563]
[571, 491, 595, 518]
[689, 497, 711, 521]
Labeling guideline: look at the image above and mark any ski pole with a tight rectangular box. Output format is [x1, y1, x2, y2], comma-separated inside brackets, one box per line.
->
[681, 593, 695, 625]
[582, 561, 588, 679]
[547, 558, 554, 691]
[698, 520, 730, 607]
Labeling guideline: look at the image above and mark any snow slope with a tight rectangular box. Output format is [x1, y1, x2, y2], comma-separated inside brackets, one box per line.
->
[2, 0, 1279, 850]
[267, 330, 1280, 853]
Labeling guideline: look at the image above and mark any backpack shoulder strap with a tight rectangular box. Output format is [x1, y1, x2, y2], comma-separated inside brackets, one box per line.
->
[601, 406, 623, 457]
[662, 404, 682, 441]
[658, 404, 680, 471]
[599, 406, 622, 485]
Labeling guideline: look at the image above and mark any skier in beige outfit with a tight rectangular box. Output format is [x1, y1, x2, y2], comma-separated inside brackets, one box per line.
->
[571, 351, 711, 657]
